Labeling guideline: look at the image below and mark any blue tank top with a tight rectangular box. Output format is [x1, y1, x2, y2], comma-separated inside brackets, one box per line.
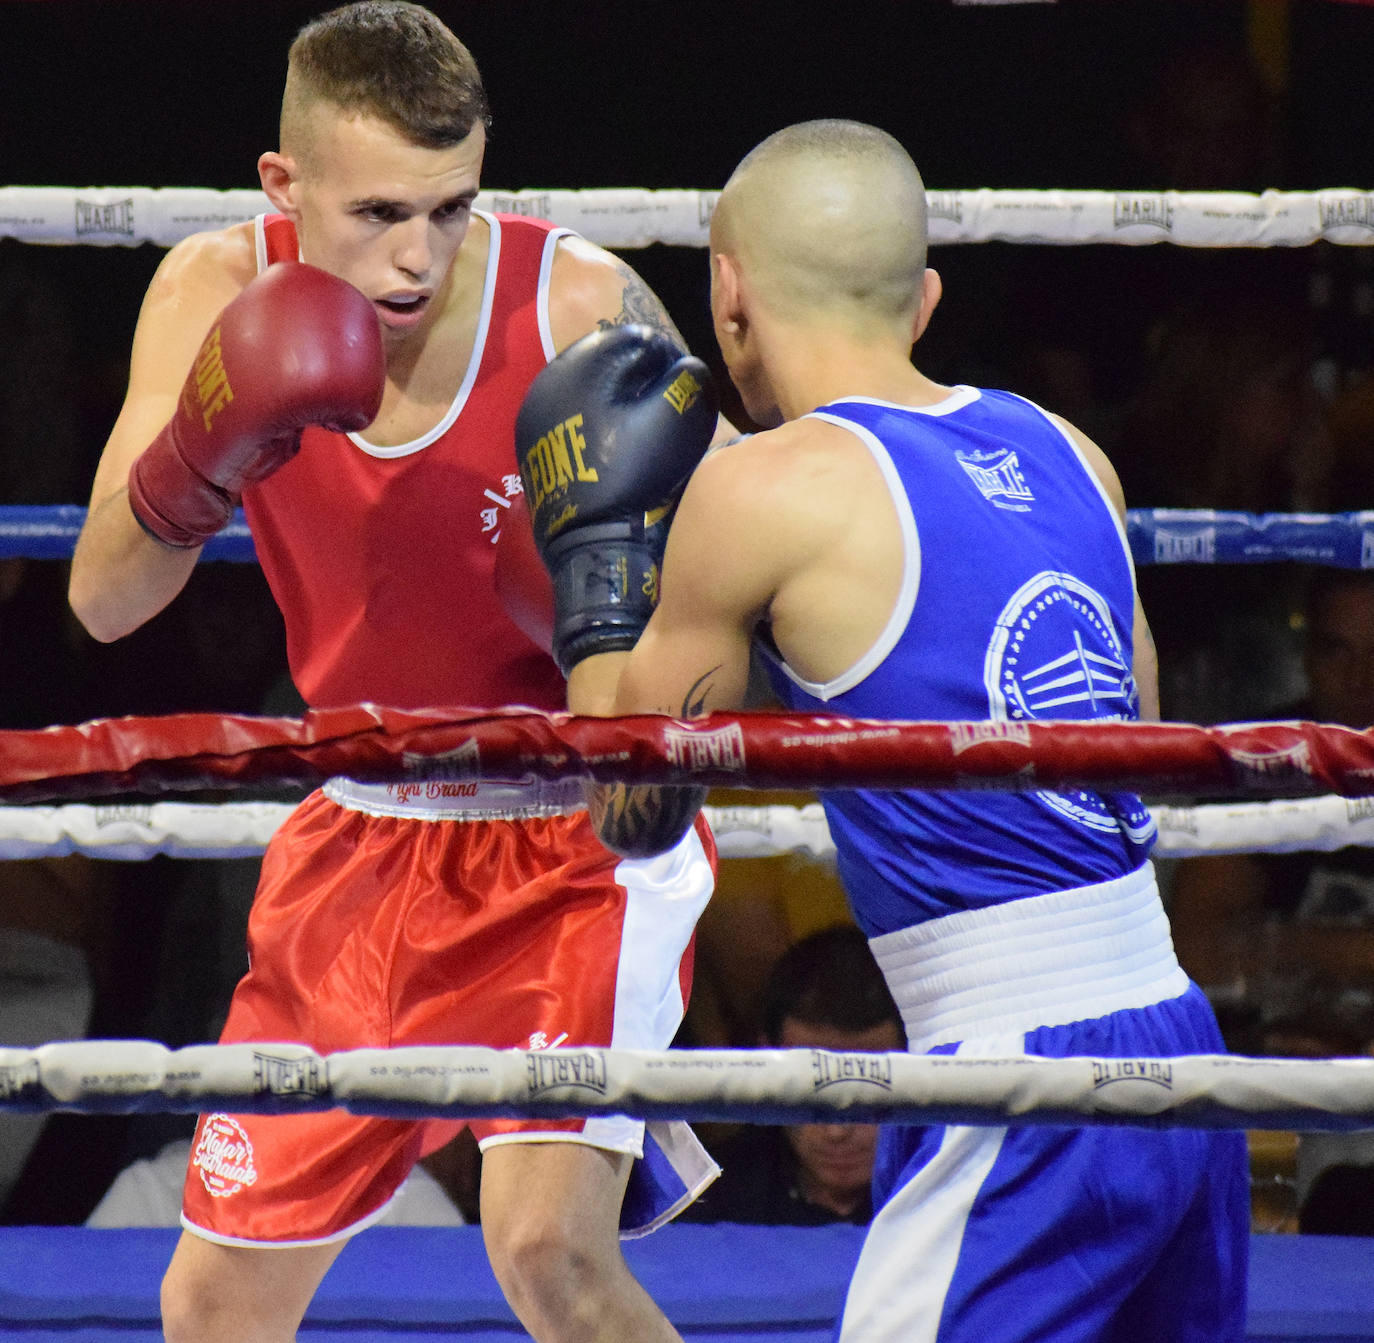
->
[767, 388, 1156, 938]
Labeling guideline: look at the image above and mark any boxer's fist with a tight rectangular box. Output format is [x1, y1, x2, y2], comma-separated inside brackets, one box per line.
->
[128, 262, 386, 548]
[515, 325, 716, 674]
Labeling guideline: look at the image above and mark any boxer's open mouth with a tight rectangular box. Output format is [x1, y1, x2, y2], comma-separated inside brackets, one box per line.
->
[374, 292, 431, 327]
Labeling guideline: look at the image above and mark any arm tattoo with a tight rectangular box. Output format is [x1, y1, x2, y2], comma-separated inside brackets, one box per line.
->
[682, 667, 718, 719]
[588, 781, 709, 860]
[597, 257, 687, 347]
[588, 667, 721, 857]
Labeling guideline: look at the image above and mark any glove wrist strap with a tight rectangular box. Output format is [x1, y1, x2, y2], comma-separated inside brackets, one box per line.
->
[127, 423, 238, 549]
[547, 524, 659, 676]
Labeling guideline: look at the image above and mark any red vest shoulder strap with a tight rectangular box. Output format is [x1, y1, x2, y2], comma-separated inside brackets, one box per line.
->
[258, 214, 297, 270]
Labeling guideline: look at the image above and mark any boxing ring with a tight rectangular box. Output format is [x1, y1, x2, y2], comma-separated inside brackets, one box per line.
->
[3, 184, 1374, 1339]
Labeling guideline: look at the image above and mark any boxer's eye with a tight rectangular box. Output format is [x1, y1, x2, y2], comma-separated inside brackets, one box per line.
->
[354, 202, 403, 225]
[434, 197, 473, 223]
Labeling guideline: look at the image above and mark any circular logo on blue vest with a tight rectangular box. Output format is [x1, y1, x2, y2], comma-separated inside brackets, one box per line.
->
[984, 571, 1146, 835]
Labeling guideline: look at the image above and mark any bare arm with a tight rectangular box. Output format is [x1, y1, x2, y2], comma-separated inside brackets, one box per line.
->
[548, 234, 690, 353]
[1052, 414, 1160, 721]
[68, 227, 255, 642]
[1169, 853, 1269, 989]
[567, 442, 781, 856]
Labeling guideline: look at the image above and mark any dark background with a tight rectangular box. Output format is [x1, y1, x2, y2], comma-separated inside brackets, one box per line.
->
[1, 0, 1373, 1225]
[2, 0, 1372, 503]
[3, 0, 1373, 425]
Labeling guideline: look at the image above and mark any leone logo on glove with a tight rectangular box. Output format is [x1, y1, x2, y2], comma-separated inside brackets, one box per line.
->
[520, 410, 600, 523]
[661, 367, 704, 415]
[190, 324, 235, 431]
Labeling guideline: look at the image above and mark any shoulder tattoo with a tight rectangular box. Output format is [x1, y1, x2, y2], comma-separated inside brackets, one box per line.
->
[598, 257, 685, 346]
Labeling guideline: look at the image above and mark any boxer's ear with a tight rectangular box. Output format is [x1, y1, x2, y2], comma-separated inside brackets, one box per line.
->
[911, 268, 942, 344]
[258, 152, 303, 219]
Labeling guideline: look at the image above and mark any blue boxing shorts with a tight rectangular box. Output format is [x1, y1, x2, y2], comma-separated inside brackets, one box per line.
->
[835, 985, 1249, 1342]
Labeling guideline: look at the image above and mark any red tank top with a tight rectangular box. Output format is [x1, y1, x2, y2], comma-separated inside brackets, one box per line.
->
[242, 212, 568, 711]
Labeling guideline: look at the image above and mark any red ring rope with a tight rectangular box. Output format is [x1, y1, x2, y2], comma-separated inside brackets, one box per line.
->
[0, 705, 1371, 803]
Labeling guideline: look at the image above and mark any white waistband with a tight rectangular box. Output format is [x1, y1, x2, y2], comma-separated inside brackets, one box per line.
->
[869, 863, 1188, 1052]
[322, 776, 587, 822]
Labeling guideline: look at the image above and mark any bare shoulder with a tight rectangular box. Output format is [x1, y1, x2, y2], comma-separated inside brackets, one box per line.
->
[546, 233, 686, 351]
[112, 223, 258, 455]
[1047, 410, 1127, 514]
[681, 417, 858, 536]
[146, 222, 257, 305]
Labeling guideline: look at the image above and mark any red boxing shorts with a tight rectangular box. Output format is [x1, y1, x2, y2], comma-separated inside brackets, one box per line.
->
[181, 777, 716, 1247]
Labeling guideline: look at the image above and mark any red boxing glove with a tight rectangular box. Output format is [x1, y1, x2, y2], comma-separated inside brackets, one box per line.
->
[494, 492, 556, 655]
[128, 262, 386, 548]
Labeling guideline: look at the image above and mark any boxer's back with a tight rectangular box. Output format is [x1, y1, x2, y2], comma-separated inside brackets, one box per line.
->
[766, 386, 1156, 936]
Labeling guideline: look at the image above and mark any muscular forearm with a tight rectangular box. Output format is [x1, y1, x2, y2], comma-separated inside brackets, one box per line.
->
[68, 487, 199, 642]
[568, 654, 707, 857]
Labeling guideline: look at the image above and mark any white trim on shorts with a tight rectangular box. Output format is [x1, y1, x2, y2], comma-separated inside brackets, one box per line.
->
[322, 774, 587, 822]
[480, 822, 719, 1229]
[181, 1183, 402, 1250]
[837, 1031, 1012, 1342]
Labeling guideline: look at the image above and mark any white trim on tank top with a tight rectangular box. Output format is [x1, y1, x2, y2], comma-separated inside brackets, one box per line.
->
[827, 385, 981, 417]
[345, 209, 503, 459]
[1005, 391, 1138, 582]
[253, 210, 306, 273]
[768, 391, 991, 702]
[252, 212, 271, 274]
[252, 212, 575, 459]
[536, 225, 572, 360]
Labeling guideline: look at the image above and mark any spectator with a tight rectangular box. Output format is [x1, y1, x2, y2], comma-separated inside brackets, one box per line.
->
[1119, 294, 1324, 726]
[0, 866, 101, 1216]
[1315, 372, 1374, 514]
[1170, 567, 1374, 1233]
[680, 925, 903, 1226]
[1170, 567, 1374, 1058]
[679, 789, 852, 1050]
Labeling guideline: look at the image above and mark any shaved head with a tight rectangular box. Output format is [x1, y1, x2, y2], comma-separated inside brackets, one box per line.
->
[713, 120, 928, 330]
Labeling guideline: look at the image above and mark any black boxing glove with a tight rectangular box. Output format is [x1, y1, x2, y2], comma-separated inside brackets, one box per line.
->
[515, 324, 717, 674]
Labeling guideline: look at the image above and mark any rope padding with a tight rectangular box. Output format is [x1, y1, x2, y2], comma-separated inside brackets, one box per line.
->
[5, 796, 1374, 861]
[5, 507, 1374, 567]
[2, 1040, 1373, 1132]
[1, 705, 1374, 805]
[5, 186, 1373, 249]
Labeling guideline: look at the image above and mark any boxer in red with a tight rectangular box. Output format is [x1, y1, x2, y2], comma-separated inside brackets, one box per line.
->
[68, 4, 724, 1340]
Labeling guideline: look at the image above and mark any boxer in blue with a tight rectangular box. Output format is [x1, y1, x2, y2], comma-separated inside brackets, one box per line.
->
[521, 119, 1249, 1341]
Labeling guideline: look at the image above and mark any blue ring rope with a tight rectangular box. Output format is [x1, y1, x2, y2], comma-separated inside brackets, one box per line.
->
[1, 506, 1372, 568]
[0, 506, 255, 562]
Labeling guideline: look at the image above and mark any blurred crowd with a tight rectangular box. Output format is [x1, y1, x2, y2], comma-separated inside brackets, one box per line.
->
[3, 7, 1374, 1238]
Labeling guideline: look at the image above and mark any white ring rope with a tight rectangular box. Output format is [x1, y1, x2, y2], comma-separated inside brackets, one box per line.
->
[2, 797, 1372, 863]
[2, 1040, 1372, 1132]
[4, 186, 1373, 249]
